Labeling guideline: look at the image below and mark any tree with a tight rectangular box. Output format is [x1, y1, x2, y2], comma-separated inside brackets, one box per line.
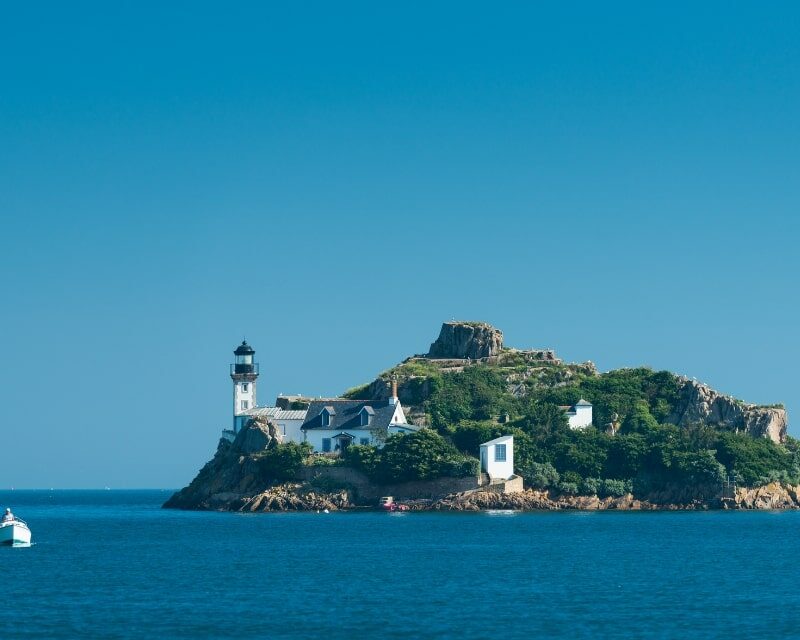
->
[374, 429, 479, 483]
[518, 461, 560, 489]
[621, 401, 659, 434]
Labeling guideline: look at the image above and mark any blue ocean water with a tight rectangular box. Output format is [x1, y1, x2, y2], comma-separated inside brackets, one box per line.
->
[2, 490, 799, 639]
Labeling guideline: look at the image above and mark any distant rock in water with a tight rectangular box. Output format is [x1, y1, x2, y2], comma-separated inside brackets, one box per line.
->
[668, 377, 787, 443]
[427, 321, 504, 359]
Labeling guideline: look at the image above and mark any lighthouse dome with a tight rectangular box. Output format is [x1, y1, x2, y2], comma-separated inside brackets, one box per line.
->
[234, 341, 255, 356]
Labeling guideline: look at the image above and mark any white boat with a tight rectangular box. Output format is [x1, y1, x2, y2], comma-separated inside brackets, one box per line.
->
[0, 518, 32, 545]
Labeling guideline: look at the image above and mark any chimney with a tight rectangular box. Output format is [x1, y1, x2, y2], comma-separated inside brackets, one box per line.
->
[389, 376, 399, 406]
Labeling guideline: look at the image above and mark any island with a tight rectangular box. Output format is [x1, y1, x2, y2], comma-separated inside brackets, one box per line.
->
[164, 321, 798, 512]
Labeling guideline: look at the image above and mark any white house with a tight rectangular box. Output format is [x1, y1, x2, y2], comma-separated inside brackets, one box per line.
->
[221, 340, 418, 451]
[300, 396, 417, 454]
[480, 435, 514, 480]
[563, 399, 593, 429]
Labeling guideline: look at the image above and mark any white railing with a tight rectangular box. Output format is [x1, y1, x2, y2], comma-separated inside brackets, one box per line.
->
[0, 518, 28, 528]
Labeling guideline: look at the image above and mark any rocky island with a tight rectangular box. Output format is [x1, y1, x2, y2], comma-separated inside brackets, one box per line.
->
[165, 322, 796, 512]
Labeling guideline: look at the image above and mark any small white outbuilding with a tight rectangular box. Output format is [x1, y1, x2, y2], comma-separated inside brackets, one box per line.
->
[566, 399, 593, 429]
[480, 435, 514, 480]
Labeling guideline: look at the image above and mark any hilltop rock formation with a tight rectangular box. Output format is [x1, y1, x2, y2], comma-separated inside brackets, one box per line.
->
[427, 321, 503, 359]
[668, 377, 787, 444]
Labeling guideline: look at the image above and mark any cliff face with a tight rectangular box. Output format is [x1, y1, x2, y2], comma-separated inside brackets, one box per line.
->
[164, 418, 281, 510]
[427, 321, 503, 359]
[668, 377, 787, 444]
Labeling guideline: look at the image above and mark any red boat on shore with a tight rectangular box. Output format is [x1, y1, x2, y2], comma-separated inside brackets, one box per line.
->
[379, 496, 409, 512]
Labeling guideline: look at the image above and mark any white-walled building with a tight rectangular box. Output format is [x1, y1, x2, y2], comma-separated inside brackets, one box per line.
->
[237, 406, 308, 442]
[226, 341, 260, 439]
[564, 399, 593, 429]
[221, 341, 418, 450]
[300, 397, 417, 454]
[480, 435, 514, 480]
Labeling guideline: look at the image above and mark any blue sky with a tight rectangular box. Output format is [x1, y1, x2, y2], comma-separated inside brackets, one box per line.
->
[1, 2, 798, 488]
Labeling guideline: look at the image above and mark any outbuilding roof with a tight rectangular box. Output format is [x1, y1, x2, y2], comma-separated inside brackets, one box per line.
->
[560, 399, 593, 413]
[480, 435, 514, 447]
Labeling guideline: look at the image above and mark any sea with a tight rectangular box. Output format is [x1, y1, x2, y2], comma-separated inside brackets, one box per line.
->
[2, 490, 799, 639]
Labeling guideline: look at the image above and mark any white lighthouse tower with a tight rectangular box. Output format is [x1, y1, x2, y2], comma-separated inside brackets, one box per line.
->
[231, 340, 259, 433]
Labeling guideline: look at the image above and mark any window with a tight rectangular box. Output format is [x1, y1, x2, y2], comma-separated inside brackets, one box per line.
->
[495, 444, 507, 462]
[359, 406, 374, 427]
[321, 412, 330, 427]
[322, 438, 331, 452]
[240, 400, 249, 410]
[360, 438, 369, 446]
[242, 383, 248, 392]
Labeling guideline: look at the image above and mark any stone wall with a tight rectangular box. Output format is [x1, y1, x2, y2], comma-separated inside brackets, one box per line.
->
[481, 475, 524, 495]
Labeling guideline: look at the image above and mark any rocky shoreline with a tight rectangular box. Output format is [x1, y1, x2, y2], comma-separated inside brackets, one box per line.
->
[164, 480, 800, 513]
[163, 394, 797, 514]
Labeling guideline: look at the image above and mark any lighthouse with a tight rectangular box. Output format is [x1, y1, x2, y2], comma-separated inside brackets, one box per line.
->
[231, 340, 259, 433]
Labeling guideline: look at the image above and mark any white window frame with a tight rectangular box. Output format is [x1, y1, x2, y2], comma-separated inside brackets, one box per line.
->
[242, 383, 248, 392]
[494, 444, 507, 462]
[321, 411, 330, 427]
[241, 400, 249, 411]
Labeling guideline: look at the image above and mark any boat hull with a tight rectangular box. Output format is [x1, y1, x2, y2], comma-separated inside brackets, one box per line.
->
[0, 522, 32, 545]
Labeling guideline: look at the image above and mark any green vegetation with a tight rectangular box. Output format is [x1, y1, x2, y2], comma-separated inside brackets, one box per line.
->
[342, 359, 793, 497]
[342, 383, 371, 399]
[254, 442, 313, 482]
[344, 429, 479, 484]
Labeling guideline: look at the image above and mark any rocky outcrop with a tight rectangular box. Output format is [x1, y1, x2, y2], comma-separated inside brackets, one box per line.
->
[355, 372, 437, 405]
[234, 485, 352, 512]
[668, 377, 788, 443]
[427, 489, 663, 511]
[163, 438, 256, 510]
[728, 482, 800, 510]
[427, 483, 800, 511]
[427, 321, 503, 359]
[164, 417, 287, 510]
[233, 415, 283, 453]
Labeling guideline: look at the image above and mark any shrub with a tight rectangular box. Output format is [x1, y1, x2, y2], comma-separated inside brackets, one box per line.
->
[426, 367, 514, 430]
[600, 478, 632, 498]
[307, 473, 349, 492]
[670, 449, 727, 485]
[342, 383, 371, 399]
[580, 477, 600, 495]
[442, 457, 480, 477]
[307, 455, 342, 466]
[715, 432, 793, 486]
[450, 421, 506, 454]
[343, 444, 380, 476]
[256, 442, 312, 482]
[520, 462, 560, 489]
[373, 429, 479, 483]
[557, 481, 579, 495]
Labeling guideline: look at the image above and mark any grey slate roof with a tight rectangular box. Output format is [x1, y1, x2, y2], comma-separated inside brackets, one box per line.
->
[302, 399, 401, 431]
[241, 407, 309, 421]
